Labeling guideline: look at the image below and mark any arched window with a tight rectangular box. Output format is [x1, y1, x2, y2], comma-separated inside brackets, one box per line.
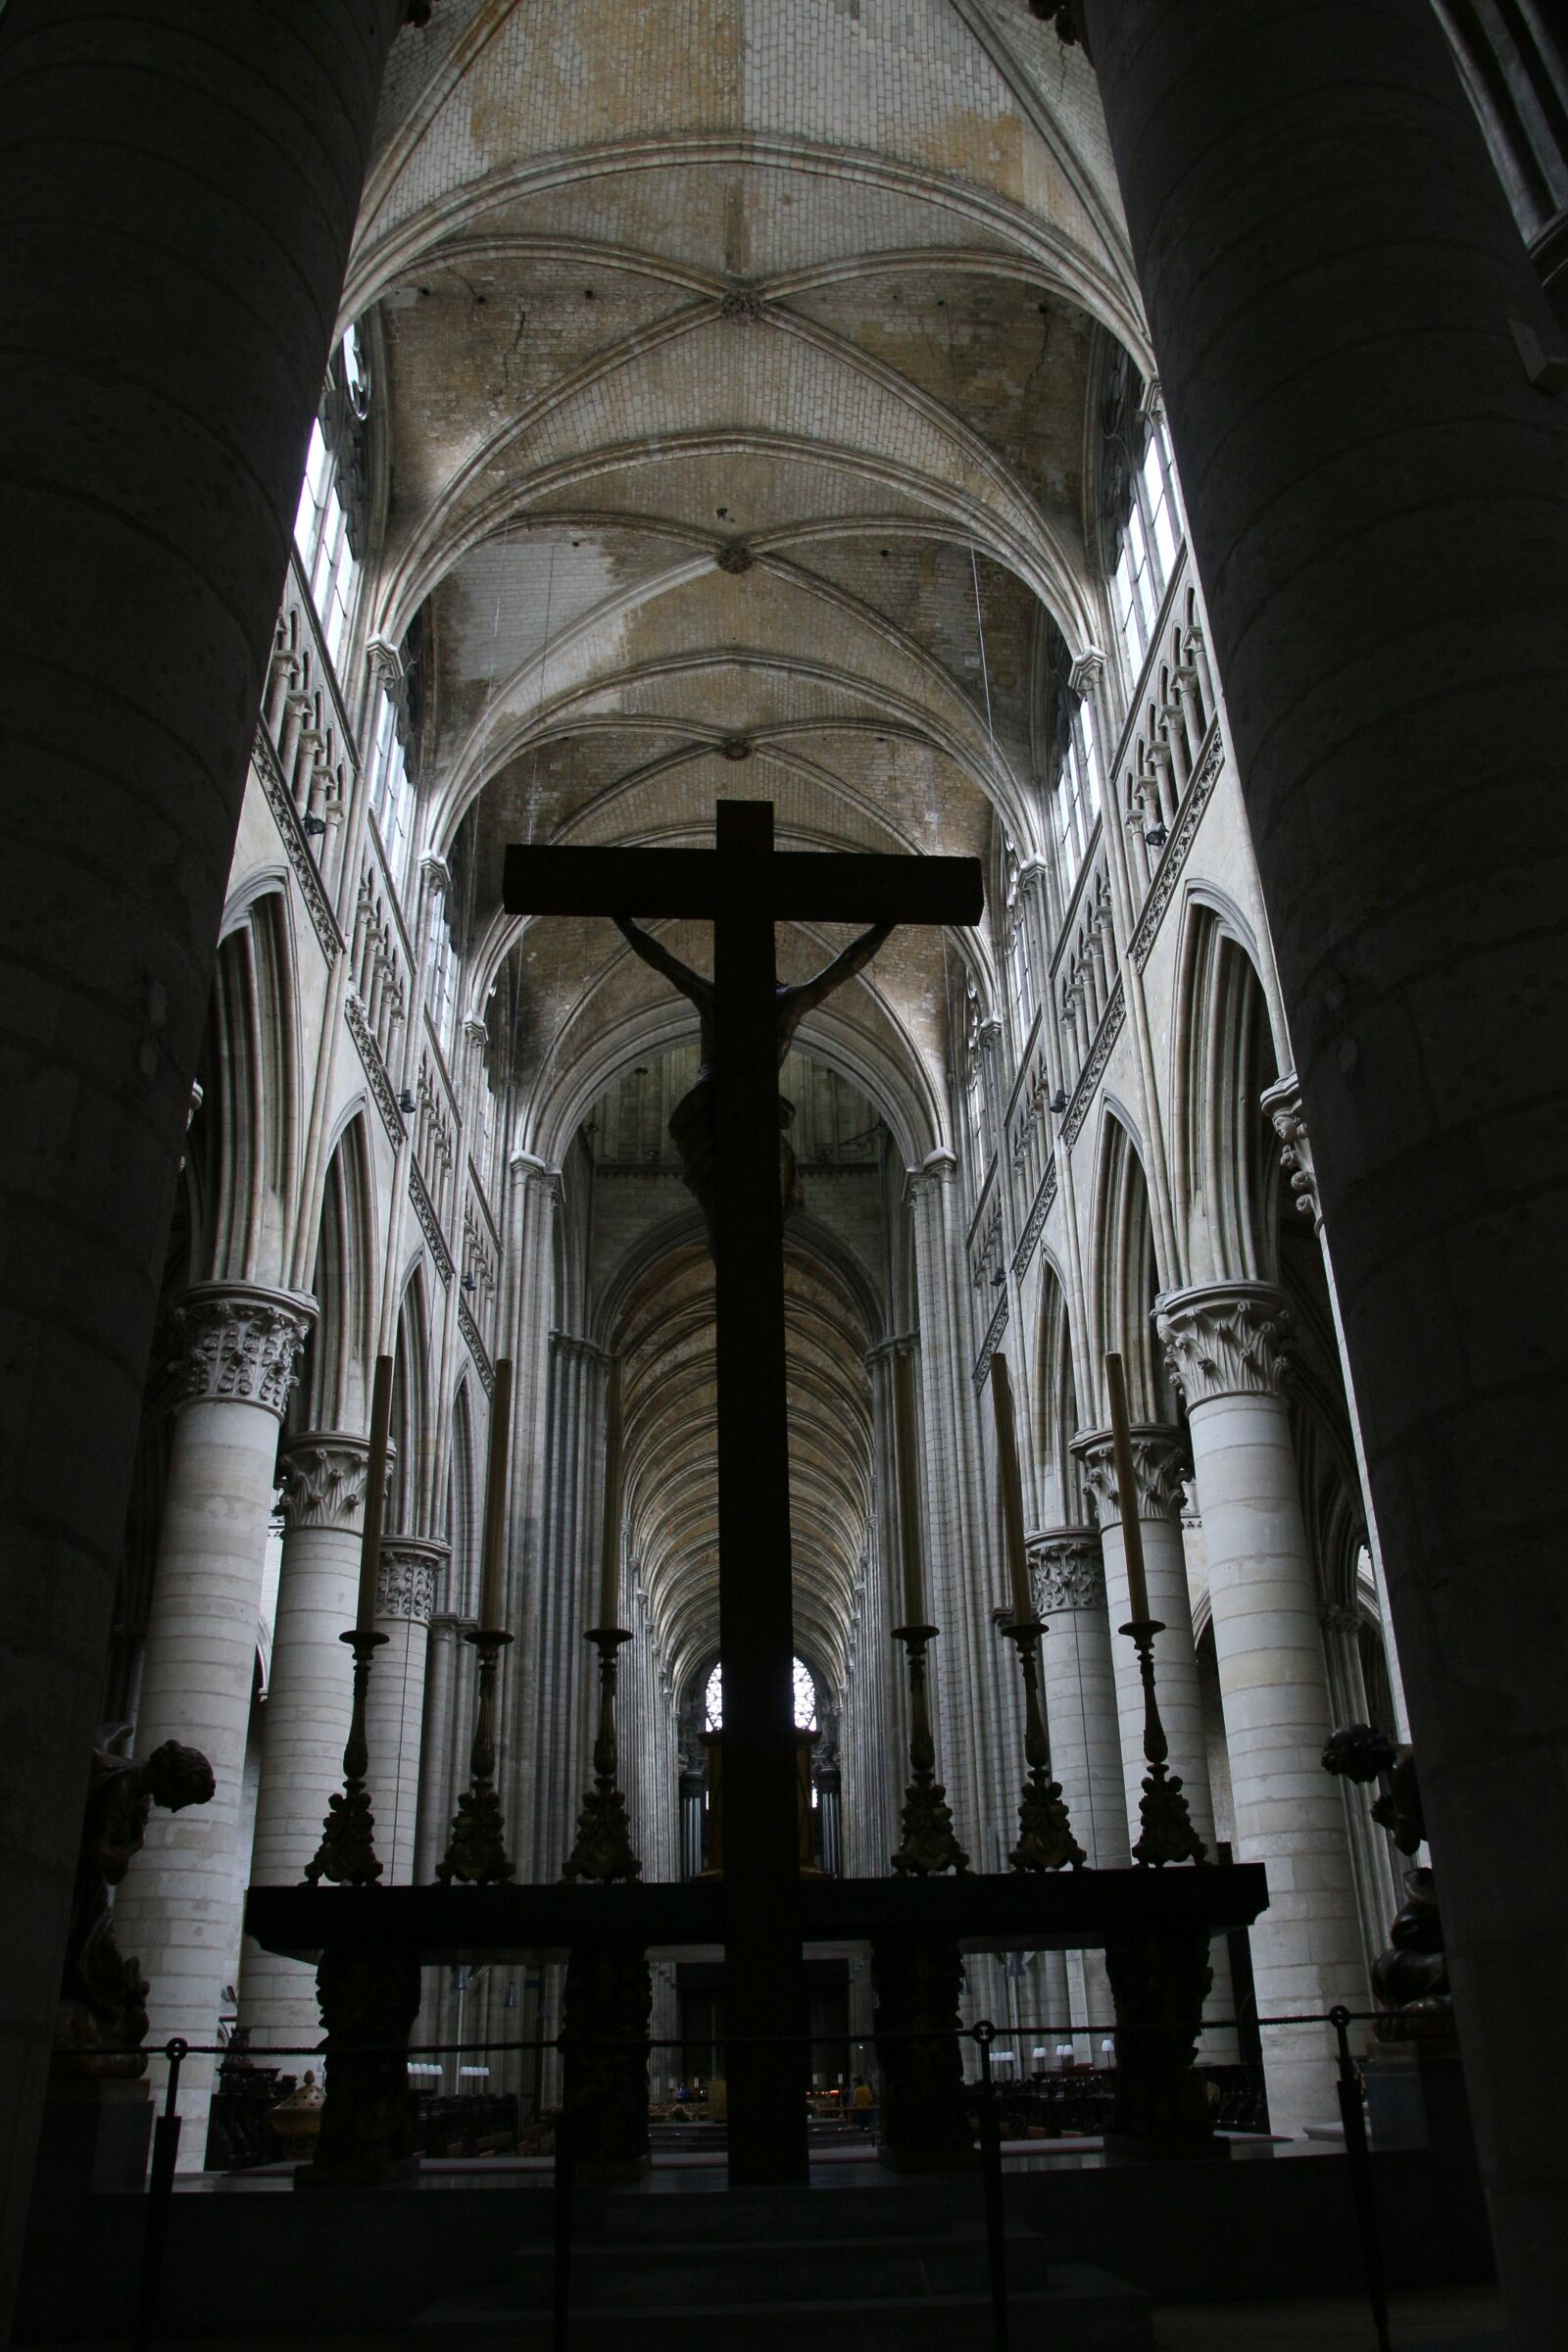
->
[292, 323, 369, 673]
[1001, 841, 1035, 1052]
[1041, 619, 1102, 896]
[705, 1656, 817, 1732]
[1100, 348, 1181, 681]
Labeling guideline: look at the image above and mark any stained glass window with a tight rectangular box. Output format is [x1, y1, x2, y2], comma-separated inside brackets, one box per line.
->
[705, 1657, 816, 1731]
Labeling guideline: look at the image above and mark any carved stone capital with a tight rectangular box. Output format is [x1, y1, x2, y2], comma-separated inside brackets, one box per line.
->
[375, 1538, 449, 1625]
[462, 1014, 489, 1052]
[172, 1283, 315, 1418]
[864, 1332, 919, 1374]
[420, 853, 451, 902]
[365, 634, 404, 692]
[1068, 647, 1105, 697]
[903, 1149, 957, 1206]
[1261, 1070, 1322, 1232]
[1071, 1426, 1188, 1525]
[551, 1329, 612, 1370]
[1027, 1526, 1105, 1614]
[1155, 1281, 1292, 1408]
[280, 1431, 380, 1535]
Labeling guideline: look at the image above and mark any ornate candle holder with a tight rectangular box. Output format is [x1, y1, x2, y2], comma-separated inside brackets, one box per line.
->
[1000, 1617, 1085, 1871]
[1122, 1618, 1207, 1867]
[436, 1628, 516, 1885]
[890, 1624, 970, 1875]
[304, 1628, 387, 1886]
[563, 1627, 641, 1883]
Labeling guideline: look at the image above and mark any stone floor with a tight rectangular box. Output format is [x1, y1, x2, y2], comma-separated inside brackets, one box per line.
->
[1152, 2286, 1507, 2347]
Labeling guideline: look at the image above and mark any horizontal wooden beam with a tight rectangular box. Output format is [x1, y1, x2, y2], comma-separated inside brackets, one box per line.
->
[503, 843, 985, 928]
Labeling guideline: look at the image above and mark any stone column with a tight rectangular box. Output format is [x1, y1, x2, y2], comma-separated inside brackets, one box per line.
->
[1080, 3, 1568, 2323]
[111, 1283, 313, 2149]
[1156, 1279, 1367, 2134]
[415, 1611, 473, 1886]
[1071, 1427, 1236, 2059]
[1029, 1528, 1128, 1872]
[366, 1537, 447, 1887]
[1071, 1426, 1213, 1848]
[240, 1431, 368, 2052]
[0, 3, 401, 2293]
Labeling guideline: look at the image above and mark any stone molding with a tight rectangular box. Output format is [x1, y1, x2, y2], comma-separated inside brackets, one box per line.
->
[863, 1333, 918, 1373]
[375, 1537, 449, 1625]
[1072, 1424, 1188, 1524]
[1155, 1280, 1292, 1407]
[1260, 1070, 1323, 1232]
[1010, 1154, 1058, 1281]
[1026, 1527, 1104, 1614]
[903, 1149, 957, 1207]
[278, 1431, 382, 1534]
[409, 1159, 454, 1286]
[551, 1329, 612, 1370]
[1068, 647, 1105, 697]
[172, 1284, 315, 1419]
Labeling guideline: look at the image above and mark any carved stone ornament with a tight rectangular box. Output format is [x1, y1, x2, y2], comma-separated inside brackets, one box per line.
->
[279, 1433, 377, 1535]
[1155, 1281, 1292, 1408]
[719, 282, 766, 323]
[1072, 1426, 1188, 1526]
[1028, 1528, 1104, 1615]
[172, 1284, 314, 1418]
[374, 1539, 448, 1625]
[1260, 1070, 1323, 1232]
[716, 541, 755, 574]
[720, 733, 754, 760]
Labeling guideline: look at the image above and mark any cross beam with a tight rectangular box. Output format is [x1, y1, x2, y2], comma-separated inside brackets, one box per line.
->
[505, 801, 982, 2182]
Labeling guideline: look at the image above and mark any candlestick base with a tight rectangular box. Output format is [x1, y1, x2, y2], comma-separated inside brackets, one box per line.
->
[304, 1629, 387, 1886]
[1119, 1617, 1208, 1869]
[1001, 1616, 1085, 1873]
[563, 1628, 641, 1885]
[436, 1628, 516, 1886]
[890, 1624, 970, 1877]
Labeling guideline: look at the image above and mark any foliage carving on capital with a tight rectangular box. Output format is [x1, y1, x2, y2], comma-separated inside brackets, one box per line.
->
[279, 1434, 378, 1534]
[1028, 1529, 1104, 1615]
[173, 1286, 314, 1419]
[1072, 1426, 1188, 1525]
[375, 1540, 448, 1625]
[1260, 1071, 1322, 1232]
[1155, 1282, 1292, 1407]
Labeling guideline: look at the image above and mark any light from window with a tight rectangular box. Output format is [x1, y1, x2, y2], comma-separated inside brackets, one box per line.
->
[368, 688, 415, 887]
[705, 1656, 816, 1731]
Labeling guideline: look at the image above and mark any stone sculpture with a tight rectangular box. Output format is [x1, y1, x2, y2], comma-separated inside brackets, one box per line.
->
[1322, 1722, 1452, 2036]
[55, 1740, 215, 2076]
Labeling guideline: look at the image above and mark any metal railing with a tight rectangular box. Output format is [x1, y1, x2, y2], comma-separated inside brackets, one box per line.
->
[115, 2006, 1392, 2352]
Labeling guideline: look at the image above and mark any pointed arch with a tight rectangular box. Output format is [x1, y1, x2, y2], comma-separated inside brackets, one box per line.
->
[1090, 1107, 1173, 1422]
[1036, 1255, 1088, 1526]
[190, 886, 300, 1286]
[1172, 899, 1281, 1287]
[299, 1115, 375, 1434]
[446, 1375, 481, 1620]
[389, 1266, 433, 1538]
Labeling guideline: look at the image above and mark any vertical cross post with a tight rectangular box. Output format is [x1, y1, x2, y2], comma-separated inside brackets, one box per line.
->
[712, 801, 808, 2180]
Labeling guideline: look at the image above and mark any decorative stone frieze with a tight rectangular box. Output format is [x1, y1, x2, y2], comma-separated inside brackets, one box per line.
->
[172, 1284, 314, 1418]
[1260, 1071, 1322, 1231]
[1072, 1425, 1188, 1525]
[1027, 1528, 1104, 1614]
[375, 1538, 448, 1625]
[1155, 1281, 1292, 1407]
[279, 1432, 377, 1534]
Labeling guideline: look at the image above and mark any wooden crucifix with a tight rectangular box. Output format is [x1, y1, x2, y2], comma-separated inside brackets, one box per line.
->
[505, 799, 982, 2182]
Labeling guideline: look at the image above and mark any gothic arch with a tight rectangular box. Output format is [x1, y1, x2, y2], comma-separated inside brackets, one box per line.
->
[1088, 1106, 1174, 1423]
[297, 1116, 375, 1435]
[1171, 899, 1280, 1289]
[189, 888, 300, 1288]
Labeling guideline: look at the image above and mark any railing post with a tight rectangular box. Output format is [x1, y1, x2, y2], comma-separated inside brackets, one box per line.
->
[133, 2036, 186, 2352]
[1330, 2005, 1391, 2352]
[973, 2021, 1009, 2352]
[553, 2032, 574, 2352]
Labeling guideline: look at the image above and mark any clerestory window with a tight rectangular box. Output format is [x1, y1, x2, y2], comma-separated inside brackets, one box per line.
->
[705, 1656, 816, 1733]
[1101, 349, 1181, 682]
[292, 323, 370, 675]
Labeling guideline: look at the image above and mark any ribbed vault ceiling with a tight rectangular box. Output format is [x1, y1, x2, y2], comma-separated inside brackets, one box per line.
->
[357, 0, 1142, 1675]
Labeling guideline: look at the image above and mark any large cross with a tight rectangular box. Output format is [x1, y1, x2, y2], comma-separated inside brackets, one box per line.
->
[505, 799, 983, 2180]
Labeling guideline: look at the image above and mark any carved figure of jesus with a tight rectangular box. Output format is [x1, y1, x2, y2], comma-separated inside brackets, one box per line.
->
[613, 914, 891, 1239]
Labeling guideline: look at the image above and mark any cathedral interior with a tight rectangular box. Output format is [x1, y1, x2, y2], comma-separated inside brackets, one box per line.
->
[3, 4, 1564, 2348]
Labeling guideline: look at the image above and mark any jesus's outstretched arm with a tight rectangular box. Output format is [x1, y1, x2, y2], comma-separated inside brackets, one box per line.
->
[612, 915, 713, 1014]
[776, 921, 893, 1056]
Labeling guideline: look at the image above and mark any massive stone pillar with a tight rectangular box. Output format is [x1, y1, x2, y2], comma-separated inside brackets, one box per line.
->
[240, 1431, 368, 2051]
[366, 1537, 447, 1886]
[0, 0, 403, 2296]
[111, 1284, 313, 2150]
[1080, 0, 1568, 2321]
[1156, 1280, 1366, 2136]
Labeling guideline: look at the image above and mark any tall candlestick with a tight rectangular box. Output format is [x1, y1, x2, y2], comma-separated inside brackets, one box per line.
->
[892, 1347, 925, 1628]
[598, 1354, 623, 1629]
[477, 1356, 514, 1630]
[1103, 1350, 1151, 1623]
[356, 1353, 394, 1633]
[989, 1350, 1033, 1626]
